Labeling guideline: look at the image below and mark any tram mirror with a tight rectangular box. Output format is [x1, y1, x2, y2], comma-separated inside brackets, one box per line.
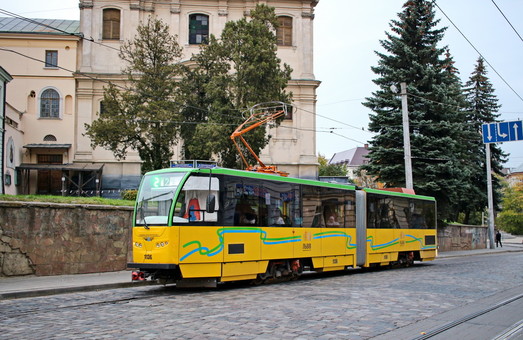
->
[206, 195, 216, 213]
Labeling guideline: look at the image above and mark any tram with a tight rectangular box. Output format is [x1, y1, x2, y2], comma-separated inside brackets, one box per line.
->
[128, 166, 437, 287]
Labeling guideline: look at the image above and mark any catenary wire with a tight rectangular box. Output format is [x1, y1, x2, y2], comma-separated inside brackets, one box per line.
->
[433, 0, 523, 103]
[0, 8, 507, 164]
[0, 8, 121, 52]
[490, 0, 523, 45]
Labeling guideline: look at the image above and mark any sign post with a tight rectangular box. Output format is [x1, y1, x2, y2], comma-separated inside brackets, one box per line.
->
[481, 120, 522, 249]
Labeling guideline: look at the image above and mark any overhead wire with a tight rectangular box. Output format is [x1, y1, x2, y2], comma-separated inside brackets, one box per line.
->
[490, 0, 523, 45]
[1, 6, 513, 164]
[0, 8, 121, 52]
[432, 0, 523, 103]
[1, 45, 365, 141]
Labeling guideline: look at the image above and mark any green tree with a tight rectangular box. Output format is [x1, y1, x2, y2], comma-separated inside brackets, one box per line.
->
[85, 17, 184, 173]
[179, 4, 293, 168]
[362, 0, 473, 221]
[497, 180, 523, 235]
[459, 57, 506, 223]
[318, 154, 347, 177]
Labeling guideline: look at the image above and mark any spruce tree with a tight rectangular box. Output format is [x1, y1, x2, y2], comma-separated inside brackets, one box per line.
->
[362, 0, 473, 221]
[460, 57, 506, 223]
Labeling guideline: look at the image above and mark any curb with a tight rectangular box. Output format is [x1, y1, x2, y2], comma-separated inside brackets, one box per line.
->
[0, 281, 158, 300]
[438, 246, 523, 259]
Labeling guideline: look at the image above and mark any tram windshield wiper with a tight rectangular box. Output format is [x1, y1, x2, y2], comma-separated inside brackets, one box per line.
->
[141, 190, 174, 203]
[137, 190, 174, 229]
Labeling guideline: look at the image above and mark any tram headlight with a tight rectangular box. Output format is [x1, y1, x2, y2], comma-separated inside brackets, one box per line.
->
[134, 242, 143, 248]
[155, 241, 169, 248]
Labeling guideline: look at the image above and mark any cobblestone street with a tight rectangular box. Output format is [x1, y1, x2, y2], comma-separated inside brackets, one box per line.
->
[1, 253, 522, 339]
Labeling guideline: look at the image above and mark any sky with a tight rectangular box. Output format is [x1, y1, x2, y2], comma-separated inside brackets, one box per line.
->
[2, 0, 523, 169]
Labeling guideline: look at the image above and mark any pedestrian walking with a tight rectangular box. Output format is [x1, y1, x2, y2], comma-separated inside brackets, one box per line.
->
[496, 230, 502, 247]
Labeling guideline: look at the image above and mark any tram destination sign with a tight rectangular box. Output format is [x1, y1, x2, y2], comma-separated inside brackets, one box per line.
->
[482, 120, 523, 144]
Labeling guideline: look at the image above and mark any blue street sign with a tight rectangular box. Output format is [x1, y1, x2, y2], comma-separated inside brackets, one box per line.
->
[482, 121, 523, 143]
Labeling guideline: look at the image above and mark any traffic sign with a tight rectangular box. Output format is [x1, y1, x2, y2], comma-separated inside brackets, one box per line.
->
[482, 121, 523, 144]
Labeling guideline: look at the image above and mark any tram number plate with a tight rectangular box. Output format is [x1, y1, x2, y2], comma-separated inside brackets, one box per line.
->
[303, 243, 312, 251]
[144, 254, 152, 260]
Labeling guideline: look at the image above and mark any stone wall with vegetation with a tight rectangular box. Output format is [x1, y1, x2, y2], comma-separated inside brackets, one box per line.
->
[437, 224, 488, 251]
[0, 201, 133, 277]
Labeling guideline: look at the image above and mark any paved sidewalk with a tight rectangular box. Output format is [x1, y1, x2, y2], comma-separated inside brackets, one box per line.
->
[1, 235, 522, 300]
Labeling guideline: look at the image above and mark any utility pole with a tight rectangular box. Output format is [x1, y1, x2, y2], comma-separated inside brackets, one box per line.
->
[485, 143, 495, 249]
[400, 82, 413, 189]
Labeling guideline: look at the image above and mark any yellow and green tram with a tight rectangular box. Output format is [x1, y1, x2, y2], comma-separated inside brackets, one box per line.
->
[128, 167, 437, 287]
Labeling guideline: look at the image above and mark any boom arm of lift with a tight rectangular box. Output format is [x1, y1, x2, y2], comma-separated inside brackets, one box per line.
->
[230, 104, 289, 177]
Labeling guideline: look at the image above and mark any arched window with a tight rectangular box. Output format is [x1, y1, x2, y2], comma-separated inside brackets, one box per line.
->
[103, 8, 121, 40]
[40, 89, 60, 118]
[189, 14, 209, 44]
[277, 16, 293, 46]
[44, 135, 57, 141]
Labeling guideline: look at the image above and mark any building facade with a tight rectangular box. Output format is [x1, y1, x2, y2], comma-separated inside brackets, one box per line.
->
[1, 0, 320, 195]
[0, 18, 83, 195]
[76, 0, 320, 192]
[0, 66, 13, 194]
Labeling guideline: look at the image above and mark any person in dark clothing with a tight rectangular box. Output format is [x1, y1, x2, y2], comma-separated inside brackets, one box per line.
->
[496, 230, 502, 247]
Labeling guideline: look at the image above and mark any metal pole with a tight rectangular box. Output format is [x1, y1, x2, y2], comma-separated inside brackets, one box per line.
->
[400, 82, 413, 189]
[485, 143, 495, 249]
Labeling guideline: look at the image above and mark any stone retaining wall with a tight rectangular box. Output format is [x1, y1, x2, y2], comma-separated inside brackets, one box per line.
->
[437, 223, 488, 251]
[0, 201, 133, 277]
[0, 201, 489, 276]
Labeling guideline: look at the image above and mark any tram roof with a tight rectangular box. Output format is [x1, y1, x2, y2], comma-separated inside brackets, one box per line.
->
[146, 167, 356, 190]
[364, 188, 435, 201]
[146, 167, 435, 201]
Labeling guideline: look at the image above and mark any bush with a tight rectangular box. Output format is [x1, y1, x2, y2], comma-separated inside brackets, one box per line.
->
[121, 189, 138, 201]
[497, 181, 523, 235]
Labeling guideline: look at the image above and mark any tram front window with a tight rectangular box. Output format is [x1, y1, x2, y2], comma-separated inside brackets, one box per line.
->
[135, 172, 186, 226]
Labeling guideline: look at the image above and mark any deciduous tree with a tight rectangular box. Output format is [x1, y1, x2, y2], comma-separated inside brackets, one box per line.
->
[179, 4, 292, 168]
[85, 17, 183, 173]
[318, 154, 348, 177]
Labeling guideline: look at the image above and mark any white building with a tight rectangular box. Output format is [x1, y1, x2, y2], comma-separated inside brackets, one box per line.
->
[1, 0, 320, 196]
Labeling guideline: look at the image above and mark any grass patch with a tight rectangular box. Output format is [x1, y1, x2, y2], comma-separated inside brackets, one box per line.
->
[0, 194, 135, 206]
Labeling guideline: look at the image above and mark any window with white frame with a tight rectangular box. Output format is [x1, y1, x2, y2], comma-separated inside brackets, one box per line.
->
[40, 88, 60, 118]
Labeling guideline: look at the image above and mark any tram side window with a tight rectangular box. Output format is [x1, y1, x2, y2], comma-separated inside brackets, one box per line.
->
[173, 175, 219, 224]
[367, 194, 400, 228]
[406, 199, 436, 229]
[302, 185, 321, 227]
[393, 197, 410, 228]
[219, 177, 263, 226]
[301, 186, 351, 228]
[344, 192, 356, 227]
[320, 187, 346, 227]
[263, 181, 300, 227]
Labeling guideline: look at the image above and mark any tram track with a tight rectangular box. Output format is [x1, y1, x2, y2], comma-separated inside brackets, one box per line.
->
[411, 293, 523, 340]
